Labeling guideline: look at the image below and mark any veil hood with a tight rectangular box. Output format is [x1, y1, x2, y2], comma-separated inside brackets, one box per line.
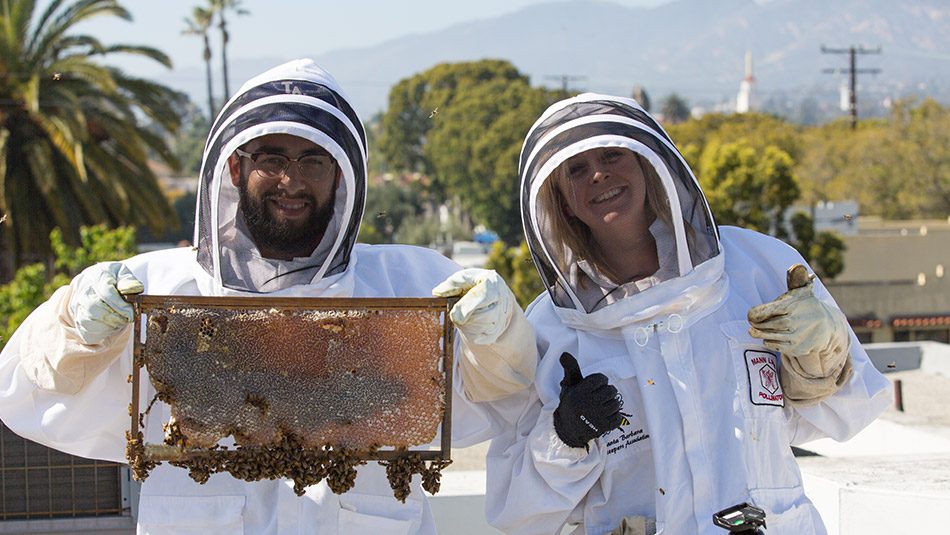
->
[193, 59, 367, 293]
[519, 93, 725, 330]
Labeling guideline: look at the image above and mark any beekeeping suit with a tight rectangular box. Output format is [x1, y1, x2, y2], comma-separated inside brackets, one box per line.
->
[484, 93, 892, 535]
[0, 59, 510, 534]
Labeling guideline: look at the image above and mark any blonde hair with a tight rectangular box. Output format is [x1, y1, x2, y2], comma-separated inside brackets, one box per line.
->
[538, 151, 673, 284]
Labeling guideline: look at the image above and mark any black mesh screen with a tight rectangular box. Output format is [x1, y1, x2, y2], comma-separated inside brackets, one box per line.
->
[0, 422, 123, 520]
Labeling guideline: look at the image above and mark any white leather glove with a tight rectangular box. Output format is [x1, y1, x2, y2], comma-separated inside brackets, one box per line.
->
[433, 269, 514, 344]
[68, 262, 144, 345]
[748, 264, 852, 405]
[433, 269, 536, 401]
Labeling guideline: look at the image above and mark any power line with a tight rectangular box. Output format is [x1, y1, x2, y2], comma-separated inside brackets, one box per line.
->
[821, 45, 882, 129]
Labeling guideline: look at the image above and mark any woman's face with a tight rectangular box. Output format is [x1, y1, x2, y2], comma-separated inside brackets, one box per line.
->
[557, 147, 649, 241]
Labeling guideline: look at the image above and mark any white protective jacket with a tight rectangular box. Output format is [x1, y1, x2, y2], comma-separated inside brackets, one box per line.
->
[0, 60, 502, 534]
[485, 94, 892, 535]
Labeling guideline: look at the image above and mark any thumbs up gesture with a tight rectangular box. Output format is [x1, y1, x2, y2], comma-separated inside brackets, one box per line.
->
[553, 352, 623, 449]
[747, 263, 853, 404]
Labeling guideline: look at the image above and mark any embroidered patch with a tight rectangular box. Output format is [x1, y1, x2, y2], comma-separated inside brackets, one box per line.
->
[744, 349, 785, 407]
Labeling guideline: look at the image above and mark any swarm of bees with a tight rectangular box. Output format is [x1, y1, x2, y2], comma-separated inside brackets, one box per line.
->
[127, 429, 452, 499]
[381, 452, 451, 502]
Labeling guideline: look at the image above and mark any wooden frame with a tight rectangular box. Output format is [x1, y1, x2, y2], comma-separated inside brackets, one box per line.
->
[126, 295, 456, 471]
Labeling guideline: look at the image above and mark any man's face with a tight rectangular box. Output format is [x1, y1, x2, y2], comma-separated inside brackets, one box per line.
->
[229, 134, 341, 260]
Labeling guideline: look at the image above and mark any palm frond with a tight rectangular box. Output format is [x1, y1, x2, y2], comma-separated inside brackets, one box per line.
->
[95, 44, 171, 68]
[1, 0, 178, 262]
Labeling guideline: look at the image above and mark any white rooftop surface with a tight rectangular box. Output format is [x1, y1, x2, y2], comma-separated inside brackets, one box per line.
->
[430, 343, 950, 534]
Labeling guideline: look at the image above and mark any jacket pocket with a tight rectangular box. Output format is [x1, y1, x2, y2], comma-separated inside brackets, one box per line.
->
[338, 493, 422, 535]
[587, 355, 651, 461]
[720, 321, 787, 414]
[137, 495, 245, 535]
[721, 321, 802, 490]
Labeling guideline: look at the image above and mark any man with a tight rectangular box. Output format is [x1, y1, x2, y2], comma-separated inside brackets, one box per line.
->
[0, 59, 535, 533]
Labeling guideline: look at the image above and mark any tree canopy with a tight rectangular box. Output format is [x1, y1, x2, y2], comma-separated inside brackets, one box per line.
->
[698, 140, 799, 236]
[0, 0, 183, 273]
[660, 93, 690, 124]
[0, 224, 137, 348]
[378, 60, 559, 244]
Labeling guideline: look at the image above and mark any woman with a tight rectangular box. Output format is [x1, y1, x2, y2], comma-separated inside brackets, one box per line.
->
[484, 93, 891, 534]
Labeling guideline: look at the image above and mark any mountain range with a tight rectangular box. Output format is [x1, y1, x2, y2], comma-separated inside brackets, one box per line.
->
[165, 0, 950, 118]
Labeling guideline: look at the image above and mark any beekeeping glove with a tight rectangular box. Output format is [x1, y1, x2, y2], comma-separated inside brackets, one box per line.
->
[433, 269, 536, 401]
[20, 262, 143, 394]
[68, 262, 144, 345]
[747, 264, 852, 405]
[553, 352, 623, 449]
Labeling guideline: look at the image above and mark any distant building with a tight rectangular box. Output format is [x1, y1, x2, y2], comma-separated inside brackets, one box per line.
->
[736, 51, 756, 113]
[825, 216, 950, 344]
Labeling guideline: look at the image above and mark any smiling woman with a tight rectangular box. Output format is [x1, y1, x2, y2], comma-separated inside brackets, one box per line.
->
[484, 92, 891, 535]
[541, 147, 669, 288]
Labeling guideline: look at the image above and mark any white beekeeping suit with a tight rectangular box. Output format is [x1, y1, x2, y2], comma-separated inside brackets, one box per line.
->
[484, 93, 892, 535]
[0, 59, 508, 534]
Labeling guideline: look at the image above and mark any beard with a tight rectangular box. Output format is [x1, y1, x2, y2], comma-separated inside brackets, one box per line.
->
[238, 179, 336, 259]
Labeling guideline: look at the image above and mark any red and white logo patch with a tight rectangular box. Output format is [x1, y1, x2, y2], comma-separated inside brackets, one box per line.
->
[744, 349, 784, 407]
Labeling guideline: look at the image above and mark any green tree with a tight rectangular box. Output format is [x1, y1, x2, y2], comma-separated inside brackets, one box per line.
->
[171, 103, 210, 175]
[182, 5, 215, 119]
[510, 242, 545, 308]
[667, 112, 801, 172]
[0, 225, 136, 348]
[379, 60, 557, 245]
[486, 241, 514, 286]
[0, 0, 181, 276]
[364, 112, 388, 176]
[379, 60, 528, 185]
[810, 231, 845, 280]
[660, 93, 690, 124]
[426, 78, 554, 244]
[137, 190, 195, 245]
[890, 98, 950, 217]
[209, 0, 247, 101]
[789, 211, 845, 280]
[698, 141, 799, 235]
[795, 99, 950, 220]
[359, 181, 426, 244]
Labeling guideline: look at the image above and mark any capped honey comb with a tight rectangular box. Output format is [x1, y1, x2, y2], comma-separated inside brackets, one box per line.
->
[126, 296, 454, 499]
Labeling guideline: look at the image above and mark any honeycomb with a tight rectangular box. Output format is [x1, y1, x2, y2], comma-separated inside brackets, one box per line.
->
[143, 305, 445, 449]
[127, 297, 453, 498]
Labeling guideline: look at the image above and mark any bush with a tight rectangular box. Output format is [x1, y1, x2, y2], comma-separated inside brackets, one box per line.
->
[0, 225, 137, 348]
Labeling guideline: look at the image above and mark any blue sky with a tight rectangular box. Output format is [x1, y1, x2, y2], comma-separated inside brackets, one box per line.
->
[73, 0, 670, 77]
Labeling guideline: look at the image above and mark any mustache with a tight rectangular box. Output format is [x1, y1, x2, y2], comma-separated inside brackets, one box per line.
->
[263, 192, 315, 203]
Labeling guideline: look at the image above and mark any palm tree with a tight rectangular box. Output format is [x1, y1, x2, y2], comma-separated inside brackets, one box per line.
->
[209, 0, 247, 101]
[182, 6, 215, 120]
[0, 0, 181, 275]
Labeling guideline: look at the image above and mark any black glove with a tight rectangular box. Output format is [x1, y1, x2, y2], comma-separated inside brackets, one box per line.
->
[553, 352, 623, 449]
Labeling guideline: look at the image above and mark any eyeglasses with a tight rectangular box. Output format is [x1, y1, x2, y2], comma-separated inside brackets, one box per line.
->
[234, 148, 336, 180]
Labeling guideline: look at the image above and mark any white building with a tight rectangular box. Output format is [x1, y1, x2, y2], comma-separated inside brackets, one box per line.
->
[736, 50, 756, 113]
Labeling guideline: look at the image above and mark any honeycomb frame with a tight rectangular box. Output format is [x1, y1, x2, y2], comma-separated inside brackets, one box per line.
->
[124, 294, 456, 497]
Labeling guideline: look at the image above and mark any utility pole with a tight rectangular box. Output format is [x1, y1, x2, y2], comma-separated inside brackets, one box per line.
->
[821, 45, 882, 129]
[545, 74, 587, 94]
